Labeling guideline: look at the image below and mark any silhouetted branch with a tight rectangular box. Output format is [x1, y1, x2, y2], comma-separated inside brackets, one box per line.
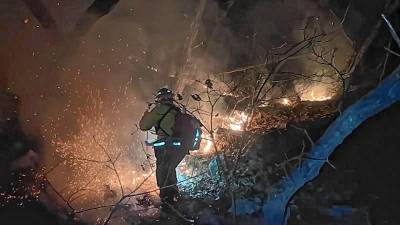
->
[73, 0, 120, 36]
[22, 0, 57, 29]
[93, 135, 124, 196]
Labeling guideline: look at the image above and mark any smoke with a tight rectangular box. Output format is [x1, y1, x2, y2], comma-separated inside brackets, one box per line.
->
[0, 0, 355, 223]
[0, 0, 199, 215]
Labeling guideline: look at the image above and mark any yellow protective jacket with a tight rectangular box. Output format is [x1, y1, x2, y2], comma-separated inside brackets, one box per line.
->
[139, 103, 177, 137]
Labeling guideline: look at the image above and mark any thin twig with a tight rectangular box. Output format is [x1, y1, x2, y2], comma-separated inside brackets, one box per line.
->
[93, 135, 124, 196]
[102, 170, 155, 225]
[43, 158, 66, 175]
[384, 46, 400, 57]
[75, 171, 207, 214]
[382, 14, 400, 48]
[290, 124, 315, 148]
[380, 41, 391, 81]
[163, 201, 195, 223]
[140, 141, 154, 172]
[341, 0, 352, 25]
[67, 169, 104, 205]
[44, 176, 75, 211]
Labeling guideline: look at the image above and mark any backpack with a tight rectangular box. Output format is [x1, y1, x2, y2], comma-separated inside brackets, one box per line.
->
[173, 112, 203, 150]
[156, 104, 202, 150]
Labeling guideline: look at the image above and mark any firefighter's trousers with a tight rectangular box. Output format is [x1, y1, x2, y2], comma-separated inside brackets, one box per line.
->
[154, 148, 187, 202]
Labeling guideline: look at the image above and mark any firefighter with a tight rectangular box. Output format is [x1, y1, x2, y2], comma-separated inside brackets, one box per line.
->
[139, 87, 187, 205]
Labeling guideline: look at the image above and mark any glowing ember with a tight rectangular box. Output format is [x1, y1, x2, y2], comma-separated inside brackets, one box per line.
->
[43, 86, 157, 211]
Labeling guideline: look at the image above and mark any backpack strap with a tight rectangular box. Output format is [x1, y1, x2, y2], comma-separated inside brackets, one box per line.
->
[155, 105, 176, 136]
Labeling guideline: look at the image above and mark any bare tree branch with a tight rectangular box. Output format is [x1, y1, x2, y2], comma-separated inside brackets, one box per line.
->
[93, 135, 124, 196]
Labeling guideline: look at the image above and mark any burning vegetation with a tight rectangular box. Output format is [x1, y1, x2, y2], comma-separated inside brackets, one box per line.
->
[1, 0, 400, 225]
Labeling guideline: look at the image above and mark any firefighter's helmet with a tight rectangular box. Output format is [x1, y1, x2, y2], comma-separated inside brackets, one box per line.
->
[155, 87, 173, 102]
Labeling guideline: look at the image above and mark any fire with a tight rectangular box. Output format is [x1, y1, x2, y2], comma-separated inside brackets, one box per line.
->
[295, 76, 337, 102]
[225, 110, 248, 131]
[281, 98, 291, 105]
[190, 110, 249, 157]
[203, 138, 214, 153]
[300, 86, 334, 101]
[189, 133, 214, 155]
